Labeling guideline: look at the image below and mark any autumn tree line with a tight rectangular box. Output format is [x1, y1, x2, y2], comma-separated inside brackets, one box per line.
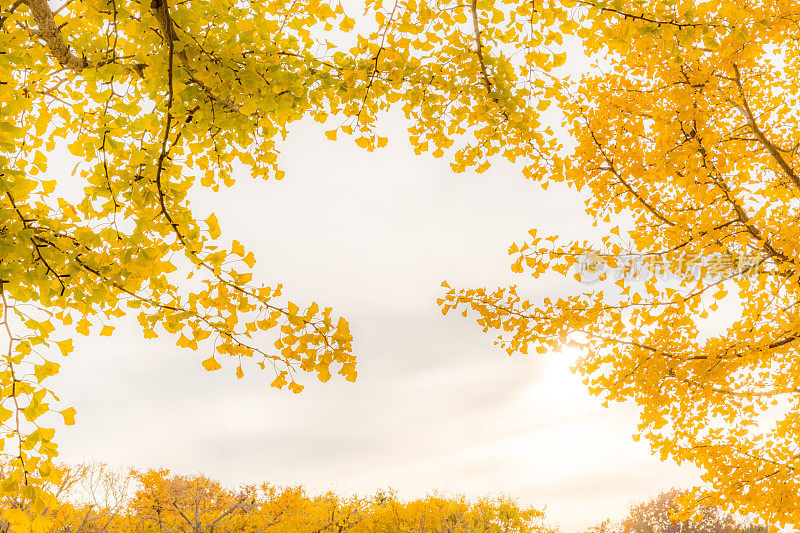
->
[0, 463, 772, 533]
[2, 463, 554, 532]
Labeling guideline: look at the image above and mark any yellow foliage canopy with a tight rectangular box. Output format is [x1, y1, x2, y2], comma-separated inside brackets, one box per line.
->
[441, 0, 800, 526]
[0, 0, 567, 526]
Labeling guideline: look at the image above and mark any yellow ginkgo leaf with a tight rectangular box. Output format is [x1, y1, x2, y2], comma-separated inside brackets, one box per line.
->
[60, 408, 77, 426]
[206, 213, 221, 240]
[56, 339, 74, 356]
[201, 357, 222, 371]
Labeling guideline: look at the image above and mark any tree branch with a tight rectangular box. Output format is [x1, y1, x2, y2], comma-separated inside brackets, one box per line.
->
[731, 63, 800, 191]
[470, 0, 494, 96]
[24, 0, 88, 71]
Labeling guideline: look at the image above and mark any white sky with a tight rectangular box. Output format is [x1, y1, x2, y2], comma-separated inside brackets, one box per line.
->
[50, 109, 703, 532]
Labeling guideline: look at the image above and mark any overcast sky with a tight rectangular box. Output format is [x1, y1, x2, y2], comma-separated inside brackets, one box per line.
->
[48, 105, 705, 532]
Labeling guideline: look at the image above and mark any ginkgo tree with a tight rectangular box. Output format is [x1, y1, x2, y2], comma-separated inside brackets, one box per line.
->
[441, 0, 800, 527]
[3, 0, 794, 529]
[0, 0, 572, 529]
